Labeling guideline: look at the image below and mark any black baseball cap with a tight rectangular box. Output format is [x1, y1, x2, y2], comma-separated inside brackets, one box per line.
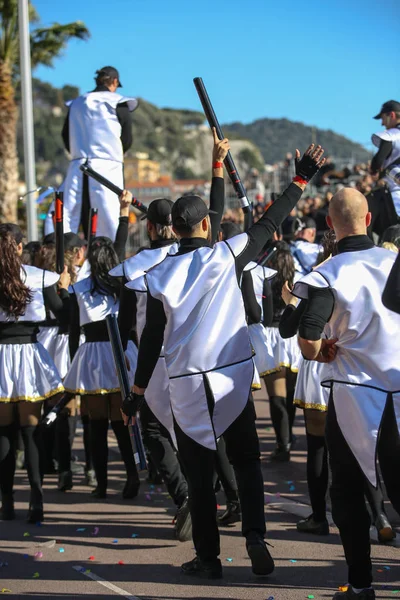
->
[141, 198, 174, 225]
[0, 223, 24, 244]
[171, 195, 217, 229]
[96, 66, 122, 87]
[64, 232, 87, 250]
[373, 100, 400, 119]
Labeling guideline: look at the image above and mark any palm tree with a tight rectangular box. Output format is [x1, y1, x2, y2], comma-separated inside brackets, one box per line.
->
[0, 0, 89, 222]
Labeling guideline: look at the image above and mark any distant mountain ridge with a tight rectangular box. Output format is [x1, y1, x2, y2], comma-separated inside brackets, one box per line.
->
[222, 117, 371, 164]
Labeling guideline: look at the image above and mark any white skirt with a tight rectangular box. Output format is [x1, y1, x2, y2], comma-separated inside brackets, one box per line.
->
[38, 326, 70, 379]
[0, 342, 63, 403]
[263, 327, 301, 375]
[64, 340, 138, 395]
[294, 357, 329, 412]
[248, 323, 277, 377]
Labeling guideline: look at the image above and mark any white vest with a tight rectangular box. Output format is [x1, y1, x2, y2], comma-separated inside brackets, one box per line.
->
[294, 247, 400, 485]
[0, 266, 59, 323]
[372, 127, 400, 215]
[110, 243, 178, 340]
[68, 91, 138, 162]
[290, 239, 321, 276]
[71, 276, 118, 327]
[127, 233, 255, 449]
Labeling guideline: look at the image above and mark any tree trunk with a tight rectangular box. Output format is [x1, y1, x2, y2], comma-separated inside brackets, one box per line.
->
[0, 60, 19, 223]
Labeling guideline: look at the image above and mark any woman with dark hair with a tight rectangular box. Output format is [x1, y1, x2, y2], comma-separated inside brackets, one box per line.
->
[63, 191, 140, 500]
[263, 241, 300, 461]
[0, 224, 70, 523]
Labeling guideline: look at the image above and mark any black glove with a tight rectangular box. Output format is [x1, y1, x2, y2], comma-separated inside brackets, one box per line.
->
[122, 391, 145, 418]
[295, 145, 325, 182]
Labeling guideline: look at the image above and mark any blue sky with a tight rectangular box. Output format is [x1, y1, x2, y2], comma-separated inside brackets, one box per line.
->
[33, 0, 400, 150]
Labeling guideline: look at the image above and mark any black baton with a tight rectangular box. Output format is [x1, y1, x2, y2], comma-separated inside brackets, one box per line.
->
[87, 208, 98, 247]
[106, 314, 147, 471]
[193, 77, 252, 222]
[55, 191, 64, 274]
[79, 162, 148, 215]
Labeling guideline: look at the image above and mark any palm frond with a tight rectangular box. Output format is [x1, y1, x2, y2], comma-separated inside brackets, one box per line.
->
[31, 21, 90, 68]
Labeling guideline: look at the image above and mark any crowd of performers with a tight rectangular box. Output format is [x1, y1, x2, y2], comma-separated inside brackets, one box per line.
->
[1, 69, 400, 600]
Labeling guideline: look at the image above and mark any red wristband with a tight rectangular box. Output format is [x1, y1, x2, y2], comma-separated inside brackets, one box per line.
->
[293, 175, 308, 185]
[213, 161, 223, 169]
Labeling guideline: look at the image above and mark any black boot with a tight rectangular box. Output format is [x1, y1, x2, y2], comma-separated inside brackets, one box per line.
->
[111, 421, 140, 499]
[270, 444, 291, 462]
[218, 501, 242, 526]
[246, 531, 275, 576]
[21, 425, 44, 523]
[56, 412, 73, 491]
[181, 556, 222, 579]
[89, 419, 108, 499]
[297, 514, 330, 535]
[269, 395, 291, 460]
[0, 424, 17, 520]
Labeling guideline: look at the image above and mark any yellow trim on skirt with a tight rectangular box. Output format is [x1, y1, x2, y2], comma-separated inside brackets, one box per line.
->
[294, 399, 327, 412]
[0, 385, 64, 403]
[64, 386, 121, 396]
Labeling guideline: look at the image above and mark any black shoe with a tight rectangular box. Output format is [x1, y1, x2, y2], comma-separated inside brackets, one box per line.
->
[122, 475, 140, 500]
[27, 507, 44, 524]
[332, 587, 375, 599]
[85, 468, 97, 488]
[375, 513, 395, 543]
[297, 514, 330, 536]
[0, 495, 15, 521]
[270, 445, 290, 462]
[58, 470, 73, 492]
[91, 486, 107, 499]
[218, 501, 242, 526]
[246, 532, 274, 576]
[174, 497, 192, 542]
[181, 556, 222, 579]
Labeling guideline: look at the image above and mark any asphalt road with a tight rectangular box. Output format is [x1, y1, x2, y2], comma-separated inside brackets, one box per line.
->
[1, 388, 399, 600]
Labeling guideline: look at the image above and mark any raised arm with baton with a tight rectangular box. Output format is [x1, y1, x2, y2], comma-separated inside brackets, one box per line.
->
[55, 191, 64, 274]
[193, 77, 253, 228]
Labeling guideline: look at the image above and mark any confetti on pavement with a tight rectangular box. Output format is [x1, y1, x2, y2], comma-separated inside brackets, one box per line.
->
[76, 528, 86, 532]
[89, 556, 95, 561]
[226, 558, 233, 562]
[32, 572, 40, 578]
[112, 540, 118, 544]
[23, 532, 30, 537]
[290, 559, 297, 563]
[59, 548, 65, 553]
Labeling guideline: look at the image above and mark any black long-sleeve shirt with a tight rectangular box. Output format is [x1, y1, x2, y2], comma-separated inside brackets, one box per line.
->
[296, 235, 374, 341]
[382, 250, 400, 314]
[135, 182, 303, 388]
[62, 85, 133, 154]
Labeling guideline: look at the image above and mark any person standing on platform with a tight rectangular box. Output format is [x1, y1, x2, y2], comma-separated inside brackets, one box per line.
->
[293, 188, 400, 600]
[124, 144, 326, 580]
[62, 66, 138, 240]
[369, 100, 400, 236]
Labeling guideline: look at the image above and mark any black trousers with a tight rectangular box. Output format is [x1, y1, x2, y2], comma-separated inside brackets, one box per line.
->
[326, 391, 400, 589]
[140, 400, 187, 507]
[174, 398, 266, 562]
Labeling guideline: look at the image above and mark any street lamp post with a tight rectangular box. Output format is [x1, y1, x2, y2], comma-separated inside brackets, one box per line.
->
[18, 0, 38, 240]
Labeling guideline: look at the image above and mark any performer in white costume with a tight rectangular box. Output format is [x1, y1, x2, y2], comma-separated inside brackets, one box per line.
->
[124, 144, 326, 579]
[114, 130, 231, 540]
[368, 100, 400, 237]
[0, 224, 70, 524]
[61, 66, 138, 240]
[263, 241, 300, 462]
[64, 191, 141, 500]
[290, 215, 321, 277]
[294, 188, 400, 600]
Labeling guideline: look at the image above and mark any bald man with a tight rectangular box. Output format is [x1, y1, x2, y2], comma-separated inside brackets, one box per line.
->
[292, 188, 400, 600]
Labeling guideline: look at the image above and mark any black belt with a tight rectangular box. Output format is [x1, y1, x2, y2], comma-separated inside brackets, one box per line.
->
[82, 320, 109, 343]
[0, 322, 38, 344]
